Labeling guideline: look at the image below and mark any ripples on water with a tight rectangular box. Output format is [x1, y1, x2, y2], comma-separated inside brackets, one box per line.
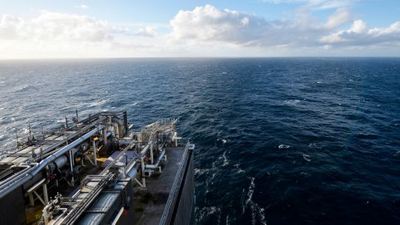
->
[0, 58, 400, 224]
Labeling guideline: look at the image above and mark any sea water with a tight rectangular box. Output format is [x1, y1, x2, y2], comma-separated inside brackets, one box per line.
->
[0, 58, 399, 224]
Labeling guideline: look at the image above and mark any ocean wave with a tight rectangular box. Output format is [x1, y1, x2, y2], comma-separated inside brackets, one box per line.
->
[308, 143, 321, 149]
[278, 144, 291, 149]
[283, 99, 300, 106]
[1, 58, 399, 225]
[87, 99, 109, 108]
[13, 85, 38, 92]
[302, 154, 311, 162]
[233, 163, 245, 174]
[196, 206, 222, 224]
[216, 138, 227, 146]
[195, 168, 210, 176]
[389, 120, 400, 127]
[243, 177, 267, 225]
[221, 151, 229, 167]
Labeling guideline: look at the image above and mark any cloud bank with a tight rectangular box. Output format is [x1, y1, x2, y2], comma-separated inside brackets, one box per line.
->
[0, 11, 164, 58]
[169, 4, 400, 55]
[321, 20, 400, 47]
[0, 4, 399, 58]
[0, 11, 112, 42]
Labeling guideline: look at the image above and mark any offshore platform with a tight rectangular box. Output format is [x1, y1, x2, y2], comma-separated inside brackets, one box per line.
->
[0, 111, 195, 225]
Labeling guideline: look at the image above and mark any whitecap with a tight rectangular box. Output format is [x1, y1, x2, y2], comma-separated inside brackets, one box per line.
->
[221, 151, 229, 167]
[88, 99, 108, 107]
[283, 99, 300, 106]
[302, 154, 311, 162]
[197, 206, 222, 224]
[308, 143, 321, 149]
[22, 127, 30, 134]
[278, 144, 291, 149]
[14, 84, 39, 92]
[194, 168, 210, 176]
[242, 177, 267, 225]
[234, 164, 245, 174]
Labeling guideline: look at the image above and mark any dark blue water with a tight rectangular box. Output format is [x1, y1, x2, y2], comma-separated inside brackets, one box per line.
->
[1, 58, 400, 224]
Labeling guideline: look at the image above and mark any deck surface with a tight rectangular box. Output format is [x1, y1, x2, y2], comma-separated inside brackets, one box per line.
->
[121, 147, 185, 225]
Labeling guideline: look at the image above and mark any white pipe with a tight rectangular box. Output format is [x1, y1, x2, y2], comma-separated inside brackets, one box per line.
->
[150, 143, 154, 164]
[111, 207, 125, 225]
[140, 143, 150, 155]
[0, 125, 105, 199]
[145, 150, 166, 169]
[140, 157, 146, 187]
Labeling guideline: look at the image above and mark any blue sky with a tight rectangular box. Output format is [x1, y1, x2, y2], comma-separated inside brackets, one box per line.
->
[0, 0, 399, 58]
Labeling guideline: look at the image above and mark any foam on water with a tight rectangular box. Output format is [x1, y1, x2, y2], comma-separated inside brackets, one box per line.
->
[283, 100, 300, 106]
[196, 206, 222, 225]
[243, 178, 267, 225]
[221, 151, 229, 167]
[278, 144, 291, 149]
[302, 154, 311, 162]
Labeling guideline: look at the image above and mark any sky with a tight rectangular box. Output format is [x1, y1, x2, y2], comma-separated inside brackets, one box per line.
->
[0, 0, 399, 58]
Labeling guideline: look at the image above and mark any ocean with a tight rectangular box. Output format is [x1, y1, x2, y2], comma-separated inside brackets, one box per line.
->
[0, 58, 399, 224]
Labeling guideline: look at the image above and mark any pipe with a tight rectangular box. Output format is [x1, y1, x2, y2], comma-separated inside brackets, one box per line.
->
[141, 156, 146, 187]
[0, 166, 32, 190]
[140, 143, 150, 155]
[118, 140, 133, 146]
[0, 125, 105, 199]
[112, 118, 124, 138]
[111, 207, 125, 225]
[100, 141, 136, 175]
[150, 144, 154, 164]
[145, 150, 166, 169]
[123, 111, 128, 136]
[48, 155, 68, 173]
[69, 149, 75, 184]
[92, 139, 97, 166]
[103, 122, 120, 138]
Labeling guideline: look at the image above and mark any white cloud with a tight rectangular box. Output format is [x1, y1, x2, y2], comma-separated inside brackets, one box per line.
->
[322, 8, 350, 29]
[74, 5, 88, 10]
[79, 5, 89, 10]
[0, 11, 166, 58]
[262, 0, 354, 10]
[0, 11, 112, 42]
[169, 5, 274, 46]
[169, 4, 400, 56]
[168, 4, 346, 47]
[0, 15, 24, 40]
[0, 4, 398, 58]
[349, 20, 367, 33]
[135, 26, 157, 37]
[320, 20, 400, 46]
